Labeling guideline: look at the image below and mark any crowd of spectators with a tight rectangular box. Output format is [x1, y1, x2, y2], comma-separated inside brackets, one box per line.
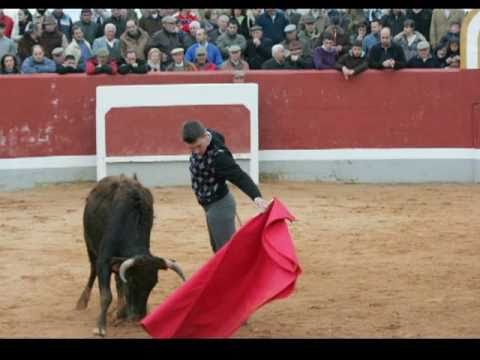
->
[0, 8, 469, 77]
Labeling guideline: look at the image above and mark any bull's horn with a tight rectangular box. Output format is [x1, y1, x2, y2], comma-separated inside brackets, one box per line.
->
[166, 259, 186, 282]
[153, 257, 186, 282]
[119, 257, 136, 283]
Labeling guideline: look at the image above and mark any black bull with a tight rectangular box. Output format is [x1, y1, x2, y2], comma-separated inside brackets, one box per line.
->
[75, 175, 185, 336]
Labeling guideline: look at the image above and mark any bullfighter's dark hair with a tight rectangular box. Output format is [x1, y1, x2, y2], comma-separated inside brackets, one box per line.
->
[182, 120, 206, 143]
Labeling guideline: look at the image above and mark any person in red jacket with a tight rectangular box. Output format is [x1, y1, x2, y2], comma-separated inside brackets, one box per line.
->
[0, 10, 14, 38]
[86, 48, 117, 75]
[174, 9, 198, 33]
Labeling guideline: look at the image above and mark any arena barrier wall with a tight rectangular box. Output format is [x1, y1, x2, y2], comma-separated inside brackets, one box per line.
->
[1, 69, 480, 190]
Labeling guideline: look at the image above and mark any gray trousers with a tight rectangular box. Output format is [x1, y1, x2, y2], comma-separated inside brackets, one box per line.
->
[203, 192, 237, 253]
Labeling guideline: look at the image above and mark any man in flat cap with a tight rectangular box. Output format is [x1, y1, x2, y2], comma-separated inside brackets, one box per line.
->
[166, 47, 196, 71]
[221, 44, 249, 71]
[245, 25, 273, 69]
[85, 47, 117, 74]
[298, 14, 321, 56]
[192, 46, 216, 71]
[39, 15, 68, 59]
[407, 40, 441, 68]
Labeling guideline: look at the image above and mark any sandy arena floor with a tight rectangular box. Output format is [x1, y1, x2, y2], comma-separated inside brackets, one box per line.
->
[0, 181, 479, 338]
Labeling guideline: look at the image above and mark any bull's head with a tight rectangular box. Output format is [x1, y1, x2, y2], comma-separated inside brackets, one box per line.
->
[111, 255, 185, 320]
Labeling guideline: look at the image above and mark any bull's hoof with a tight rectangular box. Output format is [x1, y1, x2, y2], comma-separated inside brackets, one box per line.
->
[93, 327, 107, 337]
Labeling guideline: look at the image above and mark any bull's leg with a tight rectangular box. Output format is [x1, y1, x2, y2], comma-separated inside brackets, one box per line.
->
[115, 274, 127, 319]
[76, 250, 97, 310]
[93, 264, 112, 337]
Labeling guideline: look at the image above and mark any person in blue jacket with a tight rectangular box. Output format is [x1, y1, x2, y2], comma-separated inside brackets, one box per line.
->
[184, 28, 223, 68]
[21, 44, 56, 73]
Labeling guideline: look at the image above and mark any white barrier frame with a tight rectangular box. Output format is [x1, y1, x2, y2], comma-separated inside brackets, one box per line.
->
[96, 83, 259, 183]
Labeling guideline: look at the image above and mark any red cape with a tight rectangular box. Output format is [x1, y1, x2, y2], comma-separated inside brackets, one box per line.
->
[141, 198, 302, 338]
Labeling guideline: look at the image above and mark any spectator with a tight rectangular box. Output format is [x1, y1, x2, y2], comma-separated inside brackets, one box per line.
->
[438, 21, 461, 48]
[406, 9, 432, 41]
[0, 9, 14, 38]
[285, 40, 314, 69]
[1, 53, 20, 74]
[321, 20, 350, 57]
[65, 26, 93, 71]
[245, 25, 273, 69]
[92, 23, 122, 63]
[0, 21, 17, 60]
[104, 9, 127, 39]
[284, 9, 303, 28]
[345, 9, 367, 33]
[166, 47, 197, 71]
[313, 32, 337, 69]
[230, 9, 250, 39]
[57, 54, 84, 74]
[281, 24, 307, 54]
[233, 70, 246, 82]
[298, 9, 328, 34]
[184, 21, 201, 49]
[185, 28, 223, 68]
[362, 19, 382, 55]
[430, 9, 465, 48]
[146, 47, 164, 72]
[208, 14, 229, 44]
[51, 9, 73, 42]
[365, 8, 384, 23]
[51, 47, 66, 68]
[381, 9, 407, 37]
[193, 46, 216, 71]
[86, 47, 117, 75]
[349, 20, 368, 45]
[32, 9, 48, 26]
[151, 16, 186, 60]
[11, 9, 33, 41]
[139, 9, 163, 37]
[92, 9, 110, 31]
[298, 14, 321, 56]
[368, 27, 406, 70]
[121, 9, 138, 22]
[74, 9, 100, 46]
[21, 44, 56, 73]
[118, 49, 149, 74]
[200, 9, 219, 35]
[120, 20, 151, 61]
[18, 22, 42, 63]
[175, 9, 199, 33]
[221, 44, 249, 71]
[216, 19, 247, 60]
[39, 15, 68, 59]
[407, 41, 440, 68]
[433, 43, 448, 68]
[256, 9, 290, 45]
[335, 40, 368, 79]
[393, 19, 426, 62]
[261, 44, 288, 69]
[445, 37, 460, 68]
[326, 9, 350, 33]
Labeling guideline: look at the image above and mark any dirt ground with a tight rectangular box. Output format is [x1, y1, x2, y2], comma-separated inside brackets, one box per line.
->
[1, 180, 480, 338]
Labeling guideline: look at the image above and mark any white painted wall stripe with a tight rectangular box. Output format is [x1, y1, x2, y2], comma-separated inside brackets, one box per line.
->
[0, 155, 96, 170]
[2, 149, 480, 171]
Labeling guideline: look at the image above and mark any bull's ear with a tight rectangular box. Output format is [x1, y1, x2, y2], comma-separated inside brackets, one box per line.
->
[110, 257, 127, 273]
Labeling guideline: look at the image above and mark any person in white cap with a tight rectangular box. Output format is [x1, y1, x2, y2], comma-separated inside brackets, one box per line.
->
[407, 40, 440, 68]
[166, 47, 196, 71]
[221, 44, 249, 71]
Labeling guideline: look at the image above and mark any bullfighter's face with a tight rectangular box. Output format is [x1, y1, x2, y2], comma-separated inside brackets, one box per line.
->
[187, 132, 210, 157]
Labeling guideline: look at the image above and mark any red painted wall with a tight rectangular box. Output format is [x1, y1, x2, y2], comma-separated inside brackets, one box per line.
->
[106, 105, 250, 156]
[1, 69, 480, 159]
